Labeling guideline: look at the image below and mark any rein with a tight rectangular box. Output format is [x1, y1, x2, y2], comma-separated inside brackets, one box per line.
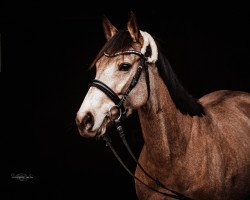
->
[89, 50, 192, 200]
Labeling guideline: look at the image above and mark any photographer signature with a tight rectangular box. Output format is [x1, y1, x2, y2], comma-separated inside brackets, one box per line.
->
[11, 173, 33, 181]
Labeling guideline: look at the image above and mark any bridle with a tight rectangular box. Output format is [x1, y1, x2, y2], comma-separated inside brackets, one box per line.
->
[89, 50, 193, 200]
[89, 50, 150, 120]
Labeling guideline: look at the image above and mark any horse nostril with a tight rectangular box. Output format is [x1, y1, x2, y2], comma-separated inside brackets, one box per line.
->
[81, 112, 94, 131]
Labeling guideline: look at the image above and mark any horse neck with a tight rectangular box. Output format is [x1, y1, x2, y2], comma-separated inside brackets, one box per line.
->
[138, 66, 192, 166]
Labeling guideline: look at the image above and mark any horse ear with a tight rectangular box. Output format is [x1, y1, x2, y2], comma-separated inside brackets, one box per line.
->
[102, 15, 118, 41]
[127, 11, 140, 42]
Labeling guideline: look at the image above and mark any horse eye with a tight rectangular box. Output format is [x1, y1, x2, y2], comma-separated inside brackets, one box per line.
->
[119, 62, 132, 71]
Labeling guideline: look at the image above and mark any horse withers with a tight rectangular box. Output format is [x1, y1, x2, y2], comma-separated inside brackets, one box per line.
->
[76, 12, 250, 200]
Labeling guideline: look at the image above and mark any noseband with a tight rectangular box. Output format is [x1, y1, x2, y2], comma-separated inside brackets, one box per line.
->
[89, 50, 192, 200]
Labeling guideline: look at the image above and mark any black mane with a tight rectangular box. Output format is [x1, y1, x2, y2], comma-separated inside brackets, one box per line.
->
[92, 30, 205, 116]
[156, 46, 204, 116]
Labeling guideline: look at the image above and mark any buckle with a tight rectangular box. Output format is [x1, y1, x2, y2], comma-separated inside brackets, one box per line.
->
[108, 105, 122, 122]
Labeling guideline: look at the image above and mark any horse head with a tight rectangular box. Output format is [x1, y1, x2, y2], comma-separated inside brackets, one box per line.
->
[76, 12, 158, 138]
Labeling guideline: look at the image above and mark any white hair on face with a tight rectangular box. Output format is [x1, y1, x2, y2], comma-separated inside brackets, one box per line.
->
[140, 30, 158, 63]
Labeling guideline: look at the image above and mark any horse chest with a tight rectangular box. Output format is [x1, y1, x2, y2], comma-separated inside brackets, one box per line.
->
[135, 146, 180, 199]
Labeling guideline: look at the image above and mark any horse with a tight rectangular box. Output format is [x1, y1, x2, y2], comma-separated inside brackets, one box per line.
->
[75, 12, 250, 200]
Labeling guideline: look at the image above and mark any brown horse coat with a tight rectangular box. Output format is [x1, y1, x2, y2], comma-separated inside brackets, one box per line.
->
[76, 13, 250, 200]
[135, 67, 250, 199]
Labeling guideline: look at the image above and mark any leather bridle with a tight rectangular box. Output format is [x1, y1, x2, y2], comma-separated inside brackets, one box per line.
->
[89, 50, 150, 119]
[89, 50, 193, 200]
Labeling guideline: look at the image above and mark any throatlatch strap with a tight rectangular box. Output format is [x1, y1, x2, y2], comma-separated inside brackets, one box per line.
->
[142, 59, 150, 99]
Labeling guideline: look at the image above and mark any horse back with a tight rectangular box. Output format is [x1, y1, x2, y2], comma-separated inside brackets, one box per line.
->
[200, 90, 250, 120]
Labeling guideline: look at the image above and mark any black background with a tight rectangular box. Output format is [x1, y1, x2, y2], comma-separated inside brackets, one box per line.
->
[2, 3, 250, 200]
